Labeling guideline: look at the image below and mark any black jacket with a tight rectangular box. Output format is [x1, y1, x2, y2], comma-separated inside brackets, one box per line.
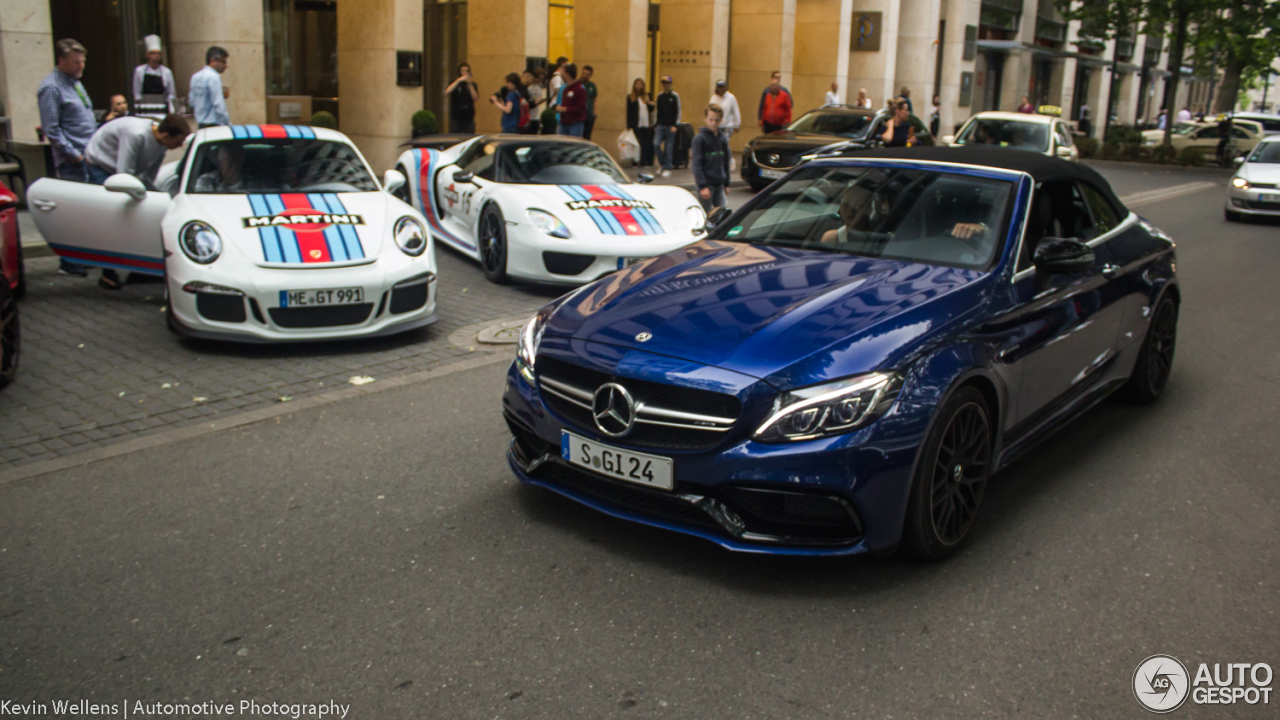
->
[656, 91, 681, 127]
[626, 95, 653, 129]
[691, 127, 729, 189]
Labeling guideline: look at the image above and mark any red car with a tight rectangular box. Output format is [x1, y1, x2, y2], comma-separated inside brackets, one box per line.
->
[0, 180, 21, 388]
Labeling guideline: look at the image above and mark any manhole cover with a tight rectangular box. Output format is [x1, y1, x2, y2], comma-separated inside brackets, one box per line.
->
[476, 318, 529, 345]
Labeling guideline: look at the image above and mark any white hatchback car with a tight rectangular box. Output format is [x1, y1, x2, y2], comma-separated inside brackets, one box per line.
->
[29, 125, 438, 342]
[943, 111, 1079, 161]
[1225, 135, 1280, 221]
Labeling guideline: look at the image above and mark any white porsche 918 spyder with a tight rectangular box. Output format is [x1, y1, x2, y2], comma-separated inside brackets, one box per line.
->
[29, 124, 437, 342]
[394, 135, 706, 284]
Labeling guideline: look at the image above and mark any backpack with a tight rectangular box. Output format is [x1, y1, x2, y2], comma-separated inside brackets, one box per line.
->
[518, 97, 531, 128]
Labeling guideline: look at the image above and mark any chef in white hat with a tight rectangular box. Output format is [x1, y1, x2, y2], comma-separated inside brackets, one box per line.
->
[133, 34, 175, 104]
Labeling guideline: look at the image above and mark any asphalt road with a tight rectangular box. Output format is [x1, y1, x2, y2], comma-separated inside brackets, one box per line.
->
[2, 164, 1277, 719]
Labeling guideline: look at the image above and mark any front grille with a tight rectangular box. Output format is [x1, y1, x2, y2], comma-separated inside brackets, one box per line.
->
[196, 293, 246, 323]
[535, 355, 741, 452]
[755, 151, 803, 168]
[1248, 182, 1277, 189]
[1241, 200, 1280, 211]
[718, 487, 863, 541]
[389, 283, 428, 314]
[542, 251, 596, 276]
[268, 303, 373, 328]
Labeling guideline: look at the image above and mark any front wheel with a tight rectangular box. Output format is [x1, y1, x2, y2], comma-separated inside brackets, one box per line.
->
[479, 205, 509, 284]
[901, 386, 993, 561]
[1120, 296, 1177, 403]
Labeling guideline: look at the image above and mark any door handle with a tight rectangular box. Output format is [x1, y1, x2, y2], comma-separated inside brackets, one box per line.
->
[31, 199, 57, 211]
[1101, 264, 1121, 279]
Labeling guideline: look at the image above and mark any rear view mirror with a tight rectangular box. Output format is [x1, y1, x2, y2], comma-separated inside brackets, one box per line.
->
[941, 135, 955, 145]
[1233, 156, 1245, 167]
[637, 172, 655, 184]
[383, 169, 407, 195]
[1033, 237, 1095, 286]
[1056, 146, 1074, 158]
[452, 171, 475, 184]
[705, 206, 732, 231]
[104, 173, 147, 201]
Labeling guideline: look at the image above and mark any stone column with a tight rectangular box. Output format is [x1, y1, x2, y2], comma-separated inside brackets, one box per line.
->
[0, 0, 53, 146]
[658, 0, 731, 112]
[576, 0, 649, 159]
[336, 0, 422, 172]
[729, 0, 796, 148]
[794, 0, 853, 111]
[893, 0, 939, 113]
[168, 0, 266, 126]
[846, 0, 900, 114]
[937, 0, 980, 137]
[468, 0, 546, 135]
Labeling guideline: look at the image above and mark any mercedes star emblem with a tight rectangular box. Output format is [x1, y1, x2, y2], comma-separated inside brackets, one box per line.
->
[635, 332, 652, 342]
[592, 383, 637, 437]
[768, 154, 780, 165]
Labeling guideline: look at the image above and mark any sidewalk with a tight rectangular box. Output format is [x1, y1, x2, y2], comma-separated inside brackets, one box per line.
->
[621, 163, 745, 191]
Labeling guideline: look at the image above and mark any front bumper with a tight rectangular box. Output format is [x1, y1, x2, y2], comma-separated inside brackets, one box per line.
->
[166, 253, 438, 342]
[506, 227, 702, 285]
[501, 358, 936, 555]
[1226, 185, 1280, 215]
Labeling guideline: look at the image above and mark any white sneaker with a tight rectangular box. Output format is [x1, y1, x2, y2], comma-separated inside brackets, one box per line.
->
[661, 169, 671, 177]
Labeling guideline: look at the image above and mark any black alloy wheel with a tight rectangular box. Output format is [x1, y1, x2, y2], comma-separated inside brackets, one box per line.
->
[903, 386, 992, 560]
[479, 205, 509, 284]
[0, 281, 19, 389]
[1121, 296, 1177, 403]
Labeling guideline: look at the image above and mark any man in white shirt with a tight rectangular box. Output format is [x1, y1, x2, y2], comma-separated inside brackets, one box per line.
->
[190, 46, 230, 127]
[1176, 106, 1192, 122]
[132, 35, 175, 106]
[825, 81, 840, 106]
[711, 80, 741, 170]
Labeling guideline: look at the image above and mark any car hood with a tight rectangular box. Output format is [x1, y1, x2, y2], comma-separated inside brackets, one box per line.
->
[544, 240, 988, 386]
[1241, 162, 1280, 185]
[507, 182, 702, 237]
[749, 132, 866, 150]
[185, 191, 390, 265]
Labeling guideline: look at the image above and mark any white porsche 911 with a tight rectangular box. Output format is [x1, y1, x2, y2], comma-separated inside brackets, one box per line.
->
[393, 135, 706, 284]
[29, 124, 438, 342]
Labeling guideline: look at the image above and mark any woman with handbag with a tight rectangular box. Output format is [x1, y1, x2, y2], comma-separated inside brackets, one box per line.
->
[626, 79, 655, 167]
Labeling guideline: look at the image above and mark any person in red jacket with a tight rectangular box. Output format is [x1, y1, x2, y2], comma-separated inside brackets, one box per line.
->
[760, 74, 793, 133]
[554, 63, 588, 137]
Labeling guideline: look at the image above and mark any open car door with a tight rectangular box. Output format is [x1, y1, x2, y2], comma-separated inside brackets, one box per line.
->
[27, 176, 169, 276]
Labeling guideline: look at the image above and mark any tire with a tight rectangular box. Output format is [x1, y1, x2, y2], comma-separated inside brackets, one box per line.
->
[0, 281, 18, 389]
[478, 204, 509, 284]
[1120, 295, 1177, 403]
[1224, 208, 1241, 223]
[901, 386, 993, 561]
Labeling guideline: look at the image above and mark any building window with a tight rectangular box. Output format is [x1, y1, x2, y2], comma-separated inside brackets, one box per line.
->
[549, 0, 575, 63]
[424, 0, 468, 130]
[264, 0, 339, 120]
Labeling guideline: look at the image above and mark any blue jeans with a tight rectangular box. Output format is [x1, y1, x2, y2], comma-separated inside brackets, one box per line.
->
[697, 185, 727, 214]
[654, 125, 676, 170]
[56, 160, 88, 183]
[559, 121, 584, 137]
[85, 164, 110, 185]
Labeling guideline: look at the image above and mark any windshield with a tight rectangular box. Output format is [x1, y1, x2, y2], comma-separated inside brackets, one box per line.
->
[716, 165, 1014, 271]
[954, 119, 1051, 152]
[787, 111, 874, 139]
[186, 139, 378, 194]
[497, 143, 627, 184]
[1248, 141, 1280, 163]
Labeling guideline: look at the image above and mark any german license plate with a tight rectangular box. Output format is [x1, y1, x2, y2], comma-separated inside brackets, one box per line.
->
[759, 168, 785, 179]
[616, 257, 645, 270]
[561, 431, 674, 491]
[1258, 193, 1280, 203]
[279, 287, 364, 307]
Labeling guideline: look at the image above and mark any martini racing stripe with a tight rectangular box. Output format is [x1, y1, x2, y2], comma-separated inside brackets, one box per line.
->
[412, 149, 475, 251]
[229, 125, 317, 140]
[247, 193, 364, 264]
[560, 185, 613, 234]
[609, 185, 664, 235]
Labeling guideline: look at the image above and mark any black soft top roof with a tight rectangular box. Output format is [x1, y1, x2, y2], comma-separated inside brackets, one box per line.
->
[833, 146, 1128, 214]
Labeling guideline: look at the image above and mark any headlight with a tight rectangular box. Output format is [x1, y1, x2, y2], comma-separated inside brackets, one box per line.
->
[1232, 176, 1250, 189]
[686, 205, 706, 233]
[527, 209, 571, 239]
[754, 372, 903, 443]
[516, 313, 546, 383]
[179, 221, 222, 264]
[394, 216, 428, 256]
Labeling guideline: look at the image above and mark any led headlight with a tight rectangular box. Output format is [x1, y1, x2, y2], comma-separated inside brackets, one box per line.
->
[527, 209, 571, 239]
[179, 221, 222, 264]
[1232, 177, 1250, 189]
[754, 372, 903, 443]
[394, 216, 428, 256]
[686, 205, 707, 233]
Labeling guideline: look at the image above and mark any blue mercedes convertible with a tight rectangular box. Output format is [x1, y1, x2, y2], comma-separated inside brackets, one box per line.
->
[502, 147, 1179, 560]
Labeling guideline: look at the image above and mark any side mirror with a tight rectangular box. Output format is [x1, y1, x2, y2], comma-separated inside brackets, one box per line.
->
[1056, 145, 1074, 158]
[1033, 237, 1095, 286]
[452, 170, 475, 184]
[383, 169, 407, 195]
[637, 172, 655, 184]
[941, 134, 955, 145]
[705, 206, 732, 231]
[1233, 156, 1245, 167]
[104, 173, 148, 201]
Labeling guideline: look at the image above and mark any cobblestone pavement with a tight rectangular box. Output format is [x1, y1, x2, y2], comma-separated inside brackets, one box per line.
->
[0, 247, 562, 470]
